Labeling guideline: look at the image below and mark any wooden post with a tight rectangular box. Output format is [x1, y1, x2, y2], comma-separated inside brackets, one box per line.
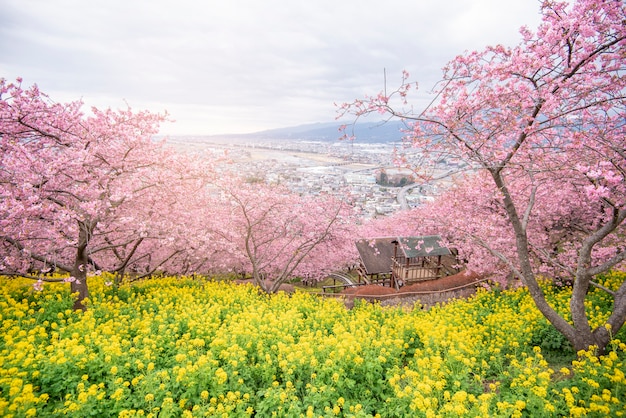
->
[437, 255, 442, 278]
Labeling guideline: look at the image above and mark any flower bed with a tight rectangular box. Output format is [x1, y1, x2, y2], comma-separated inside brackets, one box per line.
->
[0, 273, 624, 417]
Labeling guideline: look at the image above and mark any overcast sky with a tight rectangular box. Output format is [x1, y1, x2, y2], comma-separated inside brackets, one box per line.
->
[1, 0, 544, 135]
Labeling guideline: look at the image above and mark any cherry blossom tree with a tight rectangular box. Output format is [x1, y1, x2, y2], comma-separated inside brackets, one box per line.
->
[0, 79, 214, 309]
[89, 151, 222, 282]
[1, 79, 356, 306]
[215, 179, 358, 293]
[339, 0, 625, 352]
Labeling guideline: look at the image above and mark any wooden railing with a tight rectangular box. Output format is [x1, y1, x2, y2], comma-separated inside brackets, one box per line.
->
[391, 259, 443, 283]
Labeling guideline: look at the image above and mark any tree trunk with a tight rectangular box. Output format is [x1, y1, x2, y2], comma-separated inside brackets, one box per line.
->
[569, 269, 595, 352]
[269, 278, 284, 294]
[490, 170, 588, 350]
[71, 221, 92, 311]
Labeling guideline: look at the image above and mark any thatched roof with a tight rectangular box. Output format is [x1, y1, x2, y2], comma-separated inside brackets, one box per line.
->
[356, 235, 451, 275]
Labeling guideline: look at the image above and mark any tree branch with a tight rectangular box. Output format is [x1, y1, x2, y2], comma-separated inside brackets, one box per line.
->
[589, 280, 616, 297]
[1, 236, 73, 272]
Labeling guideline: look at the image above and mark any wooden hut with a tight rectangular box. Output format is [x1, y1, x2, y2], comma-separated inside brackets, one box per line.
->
[355, 236, 460, 289]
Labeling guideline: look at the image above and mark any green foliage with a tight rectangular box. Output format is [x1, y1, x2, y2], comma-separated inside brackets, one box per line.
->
[530, 320, 574, 360]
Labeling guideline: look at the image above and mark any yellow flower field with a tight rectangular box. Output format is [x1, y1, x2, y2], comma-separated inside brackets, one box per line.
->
[0, 273, 624, 417]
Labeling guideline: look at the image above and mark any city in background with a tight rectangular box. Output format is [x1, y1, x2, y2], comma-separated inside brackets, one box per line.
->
[166, 122, 466, 219]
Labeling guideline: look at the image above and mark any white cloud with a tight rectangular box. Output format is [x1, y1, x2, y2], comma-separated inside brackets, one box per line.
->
[1, 0, 544, 135]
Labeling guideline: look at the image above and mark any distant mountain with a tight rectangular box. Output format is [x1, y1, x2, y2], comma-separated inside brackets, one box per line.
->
[210, 121, 410, 144]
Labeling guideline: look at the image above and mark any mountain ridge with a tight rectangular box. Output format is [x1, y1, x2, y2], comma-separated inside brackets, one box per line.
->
[205, 120, 410, 144]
